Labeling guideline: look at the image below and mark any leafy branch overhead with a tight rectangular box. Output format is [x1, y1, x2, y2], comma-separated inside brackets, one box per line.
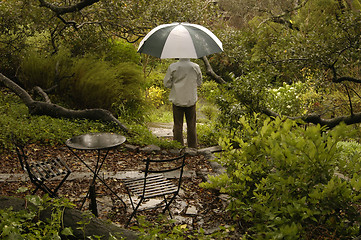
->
[216, 0, 361, 129]
[36, 0, 217, 47]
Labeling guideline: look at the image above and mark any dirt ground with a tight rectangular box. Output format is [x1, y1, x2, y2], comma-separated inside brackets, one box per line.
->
[0, 143, 239, 238]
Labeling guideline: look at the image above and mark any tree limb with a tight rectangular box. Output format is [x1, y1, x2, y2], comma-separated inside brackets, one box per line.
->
[332, 76, 361, 84]
[0, 73, 128, 132]
[257, 0, 309, 30]
[261, 107, 361, 129]
[38, 0, 100, 15]
[34, 86, 52, 103]
[202, 56, 227, 84]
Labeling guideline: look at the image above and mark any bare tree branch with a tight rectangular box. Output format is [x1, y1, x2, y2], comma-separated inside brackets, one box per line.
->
[1, 73, 128, 132]
[38, 0, 100, 15]
[332, 76, 361, 84]
[257, 0, 309, 30]
[343, 83, 354, 115]
[34, 86, 52, 103]
[262, 105, 361, 129]
[202, 56, 227, 84]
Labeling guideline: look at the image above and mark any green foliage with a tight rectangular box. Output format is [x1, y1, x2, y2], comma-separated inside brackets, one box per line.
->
[266, 81, 320, 116]
[0, 194, 75, 239]
[198, 80, 222, 104]
[109, 0, 219, 30]
[336, 140, 361, 176]
[0, 89, 117, 150]
[127, 123, 181, 149]
[104, 39, 141, 65]
[0, 1, 38, 76]
[65, 57, 142, 109]
[146, 86, 167, 108]
[215, 73, 270, 130]
[211, 0, 361, 129]
[0, 89, 182, 151]
[199, 103, 219, 123]
[133, 215, 231, 239]
[147, 105, 173, 123]
[19, 48, 72, 90]
[197, 121, 226, 147]
[208, 28, 255, 80]
[201, 116, 361, 239]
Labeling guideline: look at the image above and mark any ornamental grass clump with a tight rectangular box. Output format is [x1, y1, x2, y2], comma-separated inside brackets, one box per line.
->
[201, 117, 361, 239]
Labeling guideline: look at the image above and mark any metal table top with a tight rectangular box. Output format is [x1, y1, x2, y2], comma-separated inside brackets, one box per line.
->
[65, 132, 126, 150]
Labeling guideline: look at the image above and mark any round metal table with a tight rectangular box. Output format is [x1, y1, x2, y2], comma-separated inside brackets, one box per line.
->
[66, 132, 126, 216]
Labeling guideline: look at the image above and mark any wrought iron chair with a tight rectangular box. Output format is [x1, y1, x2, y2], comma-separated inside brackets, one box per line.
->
[14, 144, 72, 197]
[123, 154, 186, 226]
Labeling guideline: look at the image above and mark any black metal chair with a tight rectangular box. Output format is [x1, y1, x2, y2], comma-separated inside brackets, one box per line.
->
[14, 144, 72, 197]
[123, 154, 186, 226]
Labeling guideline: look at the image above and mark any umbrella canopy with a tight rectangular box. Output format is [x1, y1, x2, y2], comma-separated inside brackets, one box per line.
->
[137, 22, 223, 59]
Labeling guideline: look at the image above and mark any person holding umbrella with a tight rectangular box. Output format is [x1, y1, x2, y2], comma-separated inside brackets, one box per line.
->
[137, 22, 223, 148]
[163, 58, 202, 148]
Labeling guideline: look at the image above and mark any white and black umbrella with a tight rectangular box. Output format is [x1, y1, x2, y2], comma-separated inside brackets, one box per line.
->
[137, 22, 223, 59]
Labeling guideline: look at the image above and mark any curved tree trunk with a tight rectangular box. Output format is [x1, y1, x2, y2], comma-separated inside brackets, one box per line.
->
[0, 73, 128, 132]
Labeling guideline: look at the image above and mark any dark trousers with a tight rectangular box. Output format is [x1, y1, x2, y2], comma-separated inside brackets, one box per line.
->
[172, 104, 197, 148]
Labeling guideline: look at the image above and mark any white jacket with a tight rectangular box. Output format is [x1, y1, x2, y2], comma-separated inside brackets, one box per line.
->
[163, 58, 202, 107]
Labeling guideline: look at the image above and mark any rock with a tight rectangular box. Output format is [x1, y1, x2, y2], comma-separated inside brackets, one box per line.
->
[197, 146, 222, 154]
[182, 148, 198, 156]
[185, 205, 198, 215]
[174, 215, 192, 226]
[123, 144, 139, 152]
[169, 148, 182, 155]
[139, 144, 161, 153]
[209, 161, 225, 174]
[0, 195, 138, 240]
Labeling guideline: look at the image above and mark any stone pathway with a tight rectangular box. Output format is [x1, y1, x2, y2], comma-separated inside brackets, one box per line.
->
[147, 122, 174, 139]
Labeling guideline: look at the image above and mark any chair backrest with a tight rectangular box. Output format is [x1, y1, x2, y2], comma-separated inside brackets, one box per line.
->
[143, 154, 186, 191]
[144, 154, 186, 173]
[14, 144, 71, 182]
[14, 144, 34, 179]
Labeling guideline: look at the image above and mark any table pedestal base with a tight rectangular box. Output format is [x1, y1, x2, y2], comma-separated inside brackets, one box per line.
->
[89, 184, 98, 217]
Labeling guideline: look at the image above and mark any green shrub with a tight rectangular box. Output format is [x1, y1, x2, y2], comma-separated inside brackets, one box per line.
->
[336, 140, 361, 176]
[0, 194, 75, 239]
[266, 81, 319, 116]
[104, 39, 140, 65]
[133, 215, 231, 239]
[199, 80, 222, 104]
[127, 123, 181, 149]
[0, 89, 182, 151]
[0, 89, 117, 150]
[64, 57, 148, 123]
[67, 57, 138, 109]
[18, 45, 148, 124]
[19, 49, 72, 90]
[215, 72, 270, 131]
[201, 116, 361, 239]
[199, 103, 220, 123]
[147, 104, 173, 123]
[197, 122, 225, 147]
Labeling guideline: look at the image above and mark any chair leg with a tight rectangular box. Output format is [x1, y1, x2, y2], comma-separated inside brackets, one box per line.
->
[32, 180, 57, 197]
[126, 189, 136, 210]
[162, 194, 177, 218]
[53, 172, 70, 194]
[126, 197, 144, 227]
